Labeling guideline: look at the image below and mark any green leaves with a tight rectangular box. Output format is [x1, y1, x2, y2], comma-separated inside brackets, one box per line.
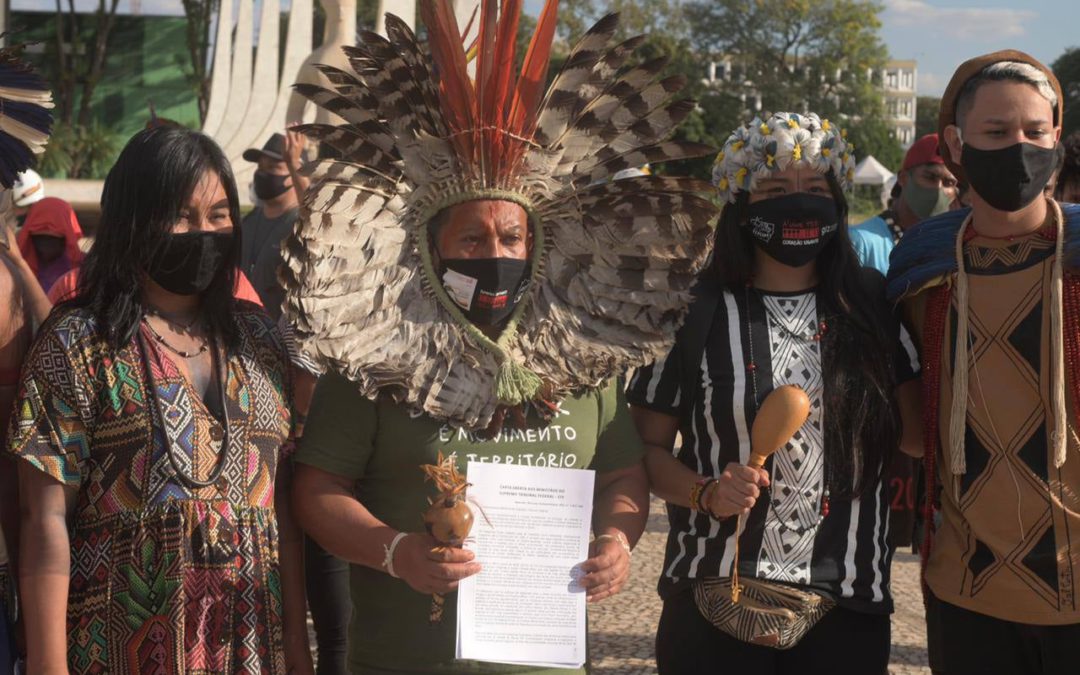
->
[1052, 47, 1080, 138]
[547, 0, 898, 178]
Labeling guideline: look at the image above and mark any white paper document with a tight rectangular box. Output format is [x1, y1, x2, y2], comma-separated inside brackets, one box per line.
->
[456, 461, 595, 669]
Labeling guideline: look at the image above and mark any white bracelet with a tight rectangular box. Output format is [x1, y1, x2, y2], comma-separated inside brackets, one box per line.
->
[382, 532, 409, 578]
[594, 532, 632, 559]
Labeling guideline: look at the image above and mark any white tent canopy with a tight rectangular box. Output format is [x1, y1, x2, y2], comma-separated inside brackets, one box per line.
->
[852, 155, 895, 186]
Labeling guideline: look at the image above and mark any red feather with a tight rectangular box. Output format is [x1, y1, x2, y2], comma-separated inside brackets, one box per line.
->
[421, 0, 559, 186]
[420, 0, 476, 162]
[508, 0, 558, 139]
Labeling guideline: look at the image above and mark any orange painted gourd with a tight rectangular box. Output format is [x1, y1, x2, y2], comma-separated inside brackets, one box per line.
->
[749, 384, 811, 468]
[423, 496, 474, 547]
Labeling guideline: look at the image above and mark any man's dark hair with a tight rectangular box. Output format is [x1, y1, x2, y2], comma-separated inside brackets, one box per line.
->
[955, 61, 1058, 130]
[71, 126, 241, 349]
[1057, 131, 1080, 201]
[710, 171, 901, 498]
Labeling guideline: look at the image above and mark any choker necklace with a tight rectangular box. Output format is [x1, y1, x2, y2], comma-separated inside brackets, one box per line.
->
[145, 306, 200, 331]
[743, 286, 828, 375]
[144, 316, 209, 359]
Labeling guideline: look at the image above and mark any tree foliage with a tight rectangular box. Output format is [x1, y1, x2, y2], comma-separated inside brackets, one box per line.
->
[551, 0, 897, 178]
[180, 0, 218, 123]
[1052, 47, 1080, 138]
[683, 0, 889, 122]
[846, 115, 902, 171]
[915, 95, 940, 140]
[51, 0, 123, 131]
[556, 0, 688, 44]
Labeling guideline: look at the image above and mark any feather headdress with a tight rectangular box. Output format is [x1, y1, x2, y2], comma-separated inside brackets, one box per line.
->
[283, 0, 719, 431]
[0, 42, 53, 189]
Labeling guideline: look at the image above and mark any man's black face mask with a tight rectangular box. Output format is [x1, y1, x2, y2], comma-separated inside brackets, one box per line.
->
[960, 132, 1063, 212]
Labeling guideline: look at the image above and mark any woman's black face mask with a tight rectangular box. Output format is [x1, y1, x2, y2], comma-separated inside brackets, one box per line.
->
[744, 193, 840, 268]
[148, 231, 234, 295]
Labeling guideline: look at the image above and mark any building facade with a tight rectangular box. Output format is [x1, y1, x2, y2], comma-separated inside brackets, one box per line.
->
[882, 59, 917, 148]
[704, 56, 919, 149]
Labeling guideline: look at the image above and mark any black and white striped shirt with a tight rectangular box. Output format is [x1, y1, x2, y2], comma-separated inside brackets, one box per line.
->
[628, 285, 919, 614]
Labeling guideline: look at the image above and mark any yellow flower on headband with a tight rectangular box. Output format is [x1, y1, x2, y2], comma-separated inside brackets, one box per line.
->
[714, 150, 725, 165]
[711, 112, 854, 202]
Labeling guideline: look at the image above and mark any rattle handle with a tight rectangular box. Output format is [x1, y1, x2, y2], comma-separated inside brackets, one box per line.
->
[747, 451, 770, 469]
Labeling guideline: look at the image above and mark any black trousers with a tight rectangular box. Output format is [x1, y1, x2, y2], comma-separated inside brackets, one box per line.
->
[656, 587, 890, 675]
[927, 593, 1080, 675]
[305, 534, 351, 675]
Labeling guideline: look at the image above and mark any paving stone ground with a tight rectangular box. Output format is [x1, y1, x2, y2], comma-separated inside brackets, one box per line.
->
[308, 497, 932, 673]
[587, 498, 931, 675]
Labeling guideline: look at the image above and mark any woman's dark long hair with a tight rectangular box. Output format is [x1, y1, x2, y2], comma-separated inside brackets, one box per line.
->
[73, 126, 241, 350]
[712, 172, 901, 497]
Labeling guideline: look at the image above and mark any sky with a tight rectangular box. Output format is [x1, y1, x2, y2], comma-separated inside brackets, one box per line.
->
[13, 0, 1074, 98]
[880, 0, 1074, 96]
[520, 0, 1076, 98]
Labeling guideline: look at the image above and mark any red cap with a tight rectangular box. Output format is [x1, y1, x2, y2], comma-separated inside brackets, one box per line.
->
[901, 133, 945, 172]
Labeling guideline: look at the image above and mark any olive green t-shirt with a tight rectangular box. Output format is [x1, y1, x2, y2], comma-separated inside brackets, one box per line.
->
[296, 372, 644, 675]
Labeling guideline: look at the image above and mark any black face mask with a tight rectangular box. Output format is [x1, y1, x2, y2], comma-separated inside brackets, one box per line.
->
[439, 257, 530, 326]
[149, 231, 234, 296]
[961, 141, 1063, 212]
[253, 171, 291, 201]
[744, 193, 840, 268]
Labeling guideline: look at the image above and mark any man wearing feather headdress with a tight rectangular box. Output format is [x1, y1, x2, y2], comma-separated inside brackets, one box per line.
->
[285, 0, 719, 671]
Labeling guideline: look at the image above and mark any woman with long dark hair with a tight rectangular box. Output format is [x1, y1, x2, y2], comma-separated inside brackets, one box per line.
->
[629, 112, 922, 674]
[7, 126, 313, 674]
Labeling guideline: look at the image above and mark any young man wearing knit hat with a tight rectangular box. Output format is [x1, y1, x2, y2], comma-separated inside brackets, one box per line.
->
[887, 50, 1080, 675]
[851, 133, 959, 275]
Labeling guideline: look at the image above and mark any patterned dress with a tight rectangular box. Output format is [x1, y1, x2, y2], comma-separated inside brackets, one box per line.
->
[7, 304, 292, 674]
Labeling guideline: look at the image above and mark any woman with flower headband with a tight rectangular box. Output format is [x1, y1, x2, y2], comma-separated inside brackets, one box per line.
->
[628, 112, 923, 673]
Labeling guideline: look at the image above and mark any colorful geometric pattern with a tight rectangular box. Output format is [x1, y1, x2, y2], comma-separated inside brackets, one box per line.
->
[921, 230, 1080, 624]
[7, 304, 291, 673]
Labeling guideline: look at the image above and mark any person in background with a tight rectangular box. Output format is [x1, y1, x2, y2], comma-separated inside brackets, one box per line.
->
[0, 204, 33, 675]
[243, 126, 347, 674]
[1054, 131, 1080, 203]
[240, 130, 308, 320]
[14, 196, 83, 296]
[11, 169, 44, 227]
[850, 133, 959, 275]
[888, 50, 1080, 675]
[0, 43, 54, 674]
